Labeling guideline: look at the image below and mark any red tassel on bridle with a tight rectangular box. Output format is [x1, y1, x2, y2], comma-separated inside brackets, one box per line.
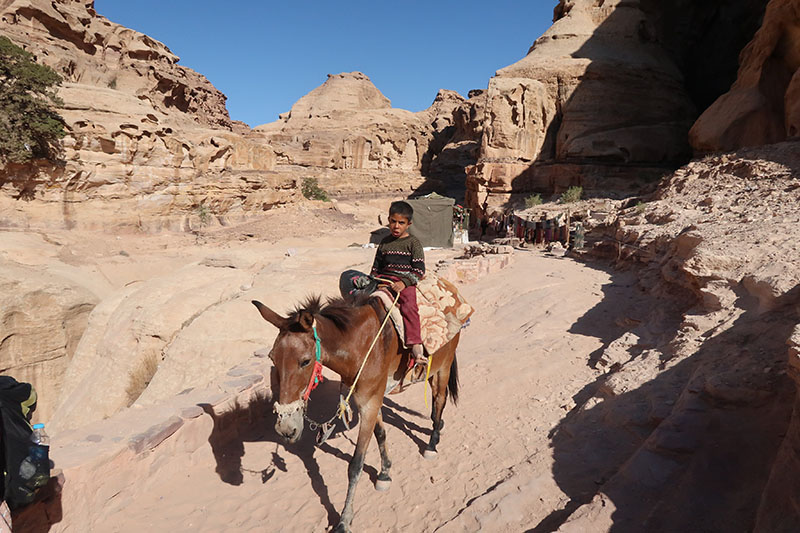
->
[303, 325, 324, 402]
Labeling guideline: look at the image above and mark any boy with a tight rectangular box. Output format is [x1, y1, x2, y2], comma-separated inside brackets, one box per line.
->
[371, 201, 427, 367]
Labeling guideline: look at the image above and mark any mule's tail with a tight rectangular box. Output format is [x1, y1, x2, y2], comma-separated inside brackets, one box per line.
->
[447, 354, 459, 405]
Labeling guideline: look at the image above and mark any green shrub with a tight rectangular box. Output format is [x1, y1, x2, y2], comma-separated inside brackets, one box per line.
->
[524, 193, 542, 208]
[196, 204, 211, 225]
[0, 36, 65, 164]
[301, 178, 330, 201]
[635, 201, 646, 214]
[559, 186, 583, 204]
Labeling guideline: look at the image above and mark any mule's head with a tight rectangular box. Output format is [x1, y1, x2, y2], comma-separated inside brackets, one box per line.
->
[252, 300, 319, 444]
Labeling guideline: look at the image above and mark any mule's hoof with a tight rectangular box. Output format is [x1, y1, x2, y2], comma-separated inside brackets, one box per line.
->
[375, 478, 392, 491]
[423, 448, 438, 460]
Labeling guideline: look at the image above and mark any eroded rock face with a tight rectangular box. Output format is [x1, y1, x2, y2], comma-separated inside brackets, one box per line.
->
[467, 0, 698, 215]
[467, 0, 772, 217]
[572, 142, 800, 531]
[0, 0, 285, 230]
[253, 72, 477, 199]
[690, 0, 800, 152]
[0, 259, 97, 422]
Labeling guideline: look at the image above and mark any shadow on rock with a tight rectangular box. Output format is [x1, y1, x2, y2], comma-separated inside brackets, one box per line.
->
[534, 286, 799, 532]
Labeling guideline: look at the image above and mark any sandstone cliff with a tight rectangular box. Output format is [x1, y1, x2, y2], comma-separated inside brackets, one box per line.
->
[467, 0, 697, 216]
[253, 72, 479, 200]
[0, 0, 286, 231]
[467, 0, 772, 217]
[690, 0, 800, 152]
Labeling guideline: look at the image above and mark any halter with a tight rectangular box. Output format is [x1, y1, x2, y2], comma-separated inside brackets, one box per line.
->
[302, 324, 324, 402]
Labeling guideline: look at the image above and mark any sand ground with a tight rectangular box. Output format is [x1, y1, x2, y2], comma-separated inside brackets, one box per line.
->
[5, 203, 657, 532]
[88, 246, 646, 532]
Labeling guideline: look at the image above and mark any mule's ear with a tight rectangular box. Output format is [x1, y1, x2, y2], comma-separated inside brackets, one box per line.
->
[297, 310, 314, 332]
[252, 301, 288, 329]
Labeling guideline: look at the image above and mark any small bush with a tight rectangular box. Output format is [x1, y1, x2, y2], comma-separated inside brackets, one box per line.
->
[559, 186, 583, 204]
[635, 202, 646, 214]
[126, 354, 159, 406]
[301, 178, 329, 201]
[524, 193, 542, 208]
[196, 204, 211, 225]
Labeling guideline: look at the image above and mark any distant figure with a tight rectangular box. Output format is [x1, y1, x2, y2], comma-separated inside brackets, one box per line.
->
[370, 201, 427, 367]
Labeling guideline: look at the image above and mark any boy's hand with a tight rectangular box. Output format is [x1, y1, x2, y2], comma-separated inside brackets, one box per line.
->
[390, 280, 406, 293]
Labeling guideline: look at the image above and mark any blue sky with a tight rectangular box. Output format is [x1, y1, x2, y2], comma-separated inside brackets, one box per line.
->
[95, 1, 556, 127]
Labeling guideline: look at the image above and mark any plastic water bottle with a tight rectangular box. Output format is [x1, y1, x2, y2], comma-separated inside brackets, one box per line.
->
[21, 423, 50, 488]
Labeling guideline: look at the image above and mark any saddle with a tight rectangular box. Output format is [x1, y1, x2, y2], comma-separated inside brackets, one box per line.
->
[339, 270, 473, 393]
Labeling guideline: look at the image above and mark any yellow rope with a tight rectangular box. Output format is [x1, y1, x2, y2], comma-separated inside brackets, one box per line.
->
[337, 287, 400, 420]
[424, 355, 433, 409]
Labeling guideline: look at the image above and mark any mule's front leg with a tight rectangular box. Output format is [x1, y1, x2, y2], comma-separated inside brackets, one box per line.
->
[334, 402, 379, 533]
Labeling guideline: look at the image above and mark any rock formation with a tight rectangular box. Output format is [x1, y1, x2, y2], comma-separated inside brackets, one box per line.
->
[556, 143, 800, 531]
[0, 0, 479, 230]
[467, 0, 698, 216]
[253, 72, 479, 200]
[466, 0, 772, 217]
[690, 0, 800, 152]
[0, 0, 285, 231]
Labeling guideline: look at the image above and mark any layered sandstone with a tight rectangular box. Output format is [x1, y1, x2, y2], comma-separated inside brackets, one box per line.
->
[253, 72, 478, 199]
[467, 0, 697, 216]
[690, 0, 800, 152]
[0, 0, 285, 231]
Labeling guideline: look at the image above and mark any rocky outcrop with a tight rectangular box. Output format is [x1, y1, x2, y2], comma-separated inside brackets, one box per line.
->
[467, 0, 698, 216]
[51, 256, 259, 432]
[0, 3, 481, 230]
[0, 257, 98, 422]
[0, 0, 286, 230]
[253, 72, 478, 199]
[554, 142, 800, 531]
[466, 0, 772, 217]
[690, 0, 800, 152]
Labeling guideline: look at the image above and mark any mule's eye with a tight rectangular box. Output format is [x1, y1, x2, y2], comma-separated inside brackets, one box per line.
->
[300, 359, 311, 368]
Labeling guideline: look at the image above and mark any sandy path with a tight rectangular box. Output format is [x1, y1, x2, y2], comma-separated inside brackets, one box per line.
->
[82, 250, 647, 532]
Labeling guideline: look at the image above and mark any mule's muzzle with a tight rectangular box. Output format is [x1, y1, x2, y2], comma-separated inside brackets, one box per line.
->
[274, 399, 304, 444]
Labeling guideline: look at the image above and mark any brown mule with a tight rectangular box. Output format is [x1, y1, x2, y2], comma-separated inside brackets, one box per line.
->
[252, 295, 460, 533]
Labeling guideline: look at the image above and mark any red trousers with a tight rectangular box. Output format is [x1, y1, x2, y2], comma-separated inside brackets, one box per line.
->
[383, 276, 423, 345]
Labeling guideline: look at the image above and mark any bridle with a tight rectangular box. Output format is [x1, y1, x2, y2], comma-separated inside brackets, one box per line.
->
[273, 323, 344, 444]
[274, 294, 398, 446]
[302, 325, 325, 401]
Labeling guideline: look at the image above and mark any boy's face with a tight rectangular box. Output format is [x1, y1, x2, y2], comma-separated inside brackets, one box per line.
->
[388, 213, 411, 238]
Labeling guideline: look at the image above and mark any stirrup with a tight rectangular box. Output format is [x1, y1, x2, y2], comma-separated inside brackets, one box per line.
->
[409, 361, 427, 384]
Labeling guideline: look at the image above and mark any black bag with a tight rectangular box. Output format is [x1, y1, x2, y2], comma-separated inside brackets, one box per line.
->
[339, 270, 378, 301]
[0, 376, 45, 509]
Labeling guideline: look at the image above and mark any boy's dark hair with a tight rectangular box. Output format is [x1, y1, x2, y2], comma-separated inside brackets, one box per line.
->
[389, 201, 414, 221]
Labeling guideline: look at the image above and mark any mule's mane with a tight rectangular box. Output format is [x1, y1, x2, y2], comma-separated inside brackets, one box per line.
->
[288, 293, 374, 332]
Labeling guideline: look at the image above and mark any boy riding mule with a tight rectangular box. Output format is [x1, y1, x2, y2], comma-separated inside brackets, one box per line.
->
[252, 293, 461, 533]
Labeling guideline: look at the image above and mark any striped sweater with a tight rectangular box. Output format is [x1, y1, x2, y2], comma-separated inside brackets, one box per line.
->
[370, 234, 425, 286]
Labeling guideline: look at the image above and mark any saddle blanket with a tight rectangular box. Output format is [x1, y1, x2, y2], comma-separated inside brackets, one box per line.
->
[372, 272, 473, 354]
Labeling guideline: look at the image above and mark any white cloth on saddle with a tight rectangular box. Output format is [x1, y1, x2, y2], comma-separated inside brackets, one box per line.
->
[371, 272, 473, 354]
